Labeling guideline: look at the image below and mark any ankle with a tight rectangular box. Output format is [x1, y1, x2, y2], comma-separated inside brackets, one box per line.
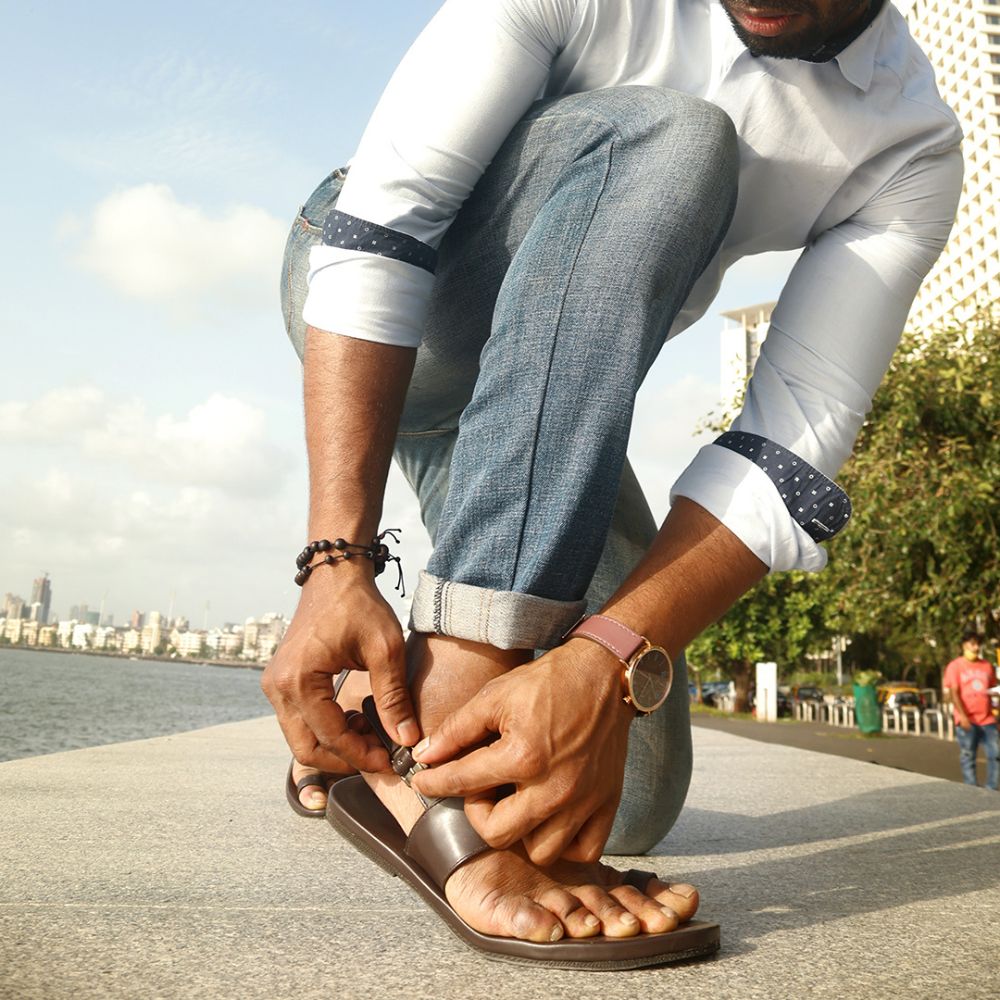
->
[409, 632, 532, 731]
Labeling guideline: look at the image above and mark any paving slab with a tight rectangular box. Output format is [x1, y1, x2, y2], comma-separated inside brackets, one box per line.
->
[1, 716, 998, 1000]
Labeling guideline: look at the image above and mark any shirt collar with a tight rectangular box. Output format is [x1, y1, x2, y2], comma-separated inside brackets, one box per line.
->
[830, 0, 890, 93]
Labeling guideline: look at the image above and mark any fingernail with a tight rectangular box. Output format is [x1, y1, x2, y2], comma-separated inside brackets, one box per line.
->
[620, 913, 639, 926]
[412, 736, 431, 758]
[584, 914, 601, 928]
[398, 719, 420, 747]
[549, 925, 564, 942]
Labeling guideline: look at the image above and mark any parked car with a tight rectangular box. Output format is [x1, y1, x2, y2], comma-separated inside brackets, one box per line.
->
[877, 683, 925, 711]
[792, 685, 825, 705]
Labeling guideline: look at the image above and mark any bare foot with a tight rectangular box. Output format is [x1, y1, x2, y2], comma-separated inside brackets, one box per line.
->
[351, 632, 701, 943]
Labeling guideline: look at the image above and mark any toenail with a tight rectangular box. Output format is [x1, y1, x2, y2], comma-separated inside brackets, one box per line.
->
[584, 914, 601, 928]
[549, 925, 563, 942]
[669, 883, 697, 899]
[660, 906, 679, 921]
[620, 913, 639, 926]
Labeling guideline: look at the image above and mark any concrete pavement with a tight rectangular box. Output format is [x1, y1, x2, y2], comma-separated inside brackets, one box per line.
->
[2, 716, 998, 1000]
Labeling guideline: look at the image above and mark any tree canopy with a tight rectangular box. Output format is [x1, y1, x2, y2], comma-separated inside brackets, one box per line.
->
[690, 311, 1000, 692]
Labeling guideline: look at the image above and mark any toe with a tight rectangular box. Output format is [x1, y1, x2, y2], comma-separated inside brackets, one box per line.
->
[643, 879, 700, 923]
[489, 890, 565, 943]
[609, 885, 680, 934]
[537, 887, 601, 939]
[567, 885, 642, 938]
[291, 763, 328, 811]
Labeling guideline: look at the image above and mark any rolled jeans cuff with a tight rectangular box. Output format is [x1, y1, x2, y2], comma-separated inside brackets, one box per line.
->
[408, 570, 587, 650]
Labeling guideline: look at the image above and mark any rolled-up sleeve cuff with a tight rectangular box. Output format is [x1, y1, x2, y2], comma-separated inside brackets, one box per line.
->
[670, 437, 852, 573]
[302, 245, 434, 348]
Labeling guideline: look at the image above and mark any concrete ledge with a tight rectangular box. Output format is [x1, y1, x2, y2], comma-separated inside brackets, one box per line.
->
[2, 717, 998, 999]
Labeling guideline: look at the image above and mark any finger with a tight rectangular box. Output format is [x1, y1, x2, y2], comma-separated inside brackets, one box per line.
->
[298, 696, 389, 772]
[410, 744, 518, 802]
[276, 713, 367, 775]
[478, 786, 559, 851]
[559, 802, 618, 864]
[365, 633, 420, 748]
[522, 810, 587, 868]
[411, 690, 501, 765]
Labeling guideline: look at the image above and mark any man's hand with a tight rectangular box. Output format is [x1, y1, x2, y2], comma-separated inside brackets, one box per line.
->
[410, 639, 633, 866]
[262, 572, 417, 774]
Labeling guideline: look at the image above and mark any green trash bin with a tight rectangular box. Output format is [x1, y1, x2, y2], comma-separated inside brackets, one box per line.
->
[853, 671, 882, 735]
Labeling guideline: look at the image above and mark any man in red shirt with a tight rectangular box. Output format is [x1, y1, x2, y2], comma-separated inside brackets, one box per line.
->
[942, 631, 999, 790]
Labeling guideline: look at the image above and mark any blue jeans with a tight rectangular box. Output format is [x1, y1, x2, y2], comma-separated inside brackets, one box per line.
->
[282, 87, 739, 851]
[955, 722, 999, 790]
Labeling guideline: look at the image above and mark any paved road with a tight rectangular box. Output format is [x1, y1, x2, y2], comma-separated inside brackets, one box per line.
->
[690, 712, 997, 787]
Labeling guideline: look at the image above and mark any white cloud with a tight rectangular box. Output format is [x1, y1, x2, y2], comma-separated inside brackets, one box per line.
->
[1, 386, 294, 499]
[0, 385, 107, 443]
[71, 183, 286, 311]
[84, 393, 294, 497]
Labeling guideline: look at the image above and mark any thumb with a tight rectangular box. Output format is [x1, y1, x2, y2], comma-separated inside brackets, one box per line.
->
[366, 634, 420, 747]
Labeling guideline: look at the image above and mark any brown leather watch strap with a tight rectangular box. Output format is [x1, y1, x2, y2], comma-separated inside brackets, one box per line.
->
[566, 613, 646, 662]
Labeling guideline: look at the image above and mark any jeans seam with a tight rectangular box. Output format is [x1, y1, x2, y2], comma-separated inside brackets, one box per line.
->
[508, 137, 616, 590]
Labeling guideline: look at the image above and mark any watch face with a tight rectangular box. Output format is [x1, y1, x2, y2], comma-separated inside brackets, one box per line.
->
[629, 646, 672, 712]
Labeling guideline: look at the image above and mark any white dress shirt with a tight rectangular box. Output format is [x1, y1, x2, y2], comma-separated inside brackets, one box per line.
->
[303, 0, 963, 573]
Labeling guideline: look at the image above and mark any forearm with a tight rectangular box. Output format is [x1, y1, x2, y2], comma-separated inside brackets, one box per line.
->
[303, 325, 415, 543]
[601, 496, 768, 661]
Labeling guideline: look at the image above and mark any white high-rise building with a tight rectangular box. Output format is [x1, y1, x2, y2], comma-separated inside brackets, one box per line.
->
[896, 0, 1000, 329]
[719, 302, 775, 408]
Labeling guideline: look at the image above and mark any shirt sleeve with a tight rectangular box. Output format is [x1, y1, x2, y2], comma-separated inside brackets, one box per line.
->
[671, 143, 964, 572]
[302, 0, 579, 347]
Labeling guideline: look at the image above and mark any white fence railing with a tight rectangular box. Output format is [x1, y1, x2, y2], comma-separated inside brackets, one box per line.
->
[792, 700, 955, 740]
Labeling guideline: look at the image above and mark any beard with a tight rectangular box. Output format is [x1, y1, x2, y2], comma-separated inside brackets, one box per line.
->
[719, 0, 871, 60]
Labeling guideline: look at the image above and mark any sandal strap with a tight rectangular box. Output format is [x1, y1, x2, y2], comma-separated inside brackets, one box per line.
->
[295, 772, 332, 794]
[361, 695, 489, 888]
[621, 868, 659, 892]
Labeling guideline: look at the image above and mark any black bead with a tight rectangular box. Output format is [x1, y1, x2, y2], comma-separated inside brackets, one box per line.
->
[343, 550, 352, 559]
[317, 539, 332, 552]
[307, 542, 318, 555]
[364, 549, 373, 559]
[299, 548, 311, 564]
[325, 555, 336, 565]
[333, 538, 347, 550]
[296, 554, 307, 569]
[294, 569, 308, 586]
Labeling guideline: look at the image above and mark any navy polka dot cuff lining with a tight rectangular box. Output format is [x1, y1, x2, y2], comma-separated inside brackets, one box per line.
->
[322, 210, 437, 274]
[715, 431, 852, 543]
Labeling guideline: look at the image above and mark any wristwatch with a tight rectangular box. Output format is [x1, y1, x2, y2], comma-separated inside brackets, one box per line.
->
[565, 614, 673, 715]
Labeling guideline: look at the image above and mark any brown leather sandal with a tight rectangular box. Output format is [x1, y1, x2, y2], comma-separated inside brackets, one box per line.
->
[285, 761, 344, 818]
[285, 671, 355, 818]
[325, 698, 720, 969]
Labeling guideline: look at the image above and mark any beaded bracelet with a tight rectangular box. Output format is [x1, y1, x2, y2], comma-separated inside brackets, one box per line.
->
[294, 528, 404, 595]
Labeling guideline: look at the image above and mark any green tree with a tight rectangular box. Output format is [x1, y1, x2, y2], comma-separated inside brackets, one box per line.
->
[826, 312, 1000, 686]
[688, 571, 833, 712]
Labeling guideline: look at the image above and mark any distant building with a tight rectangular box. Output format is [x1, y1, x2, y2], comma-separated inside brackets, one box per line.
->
[719, 302, 775, 408]
[896, 0, 1000, 329]
[130, 610, 145, 630]
[3, 593, 26, 621]
[30, 573, 52, 625]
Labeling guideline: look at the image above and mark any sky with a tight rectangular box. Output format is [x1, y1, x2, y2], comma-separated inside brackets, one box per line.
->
[0, 1, 797, 629]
